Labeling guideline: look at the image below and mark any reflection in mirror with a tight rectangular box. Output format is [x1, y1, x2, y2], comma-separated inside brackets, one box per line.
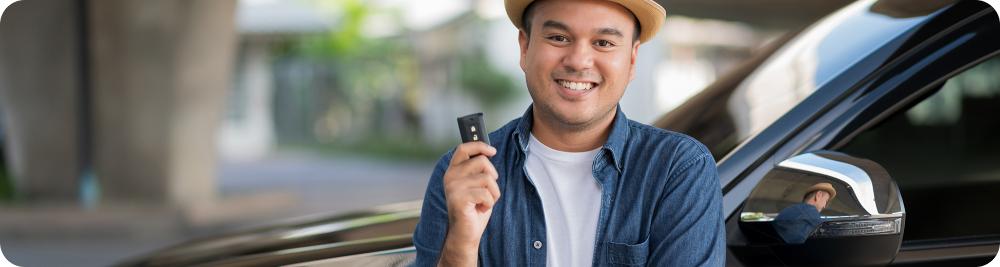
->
[740, 151, 904, 244]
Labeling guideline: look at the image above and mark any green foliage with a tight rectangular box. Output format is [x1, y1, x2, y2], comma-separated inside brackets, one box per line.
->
[277, 0, 420, 143]
[458, 52, 520, 109]
[285, 135, 449, 162]
[298, 0, 372, 57]
[270, 1, 518, 157]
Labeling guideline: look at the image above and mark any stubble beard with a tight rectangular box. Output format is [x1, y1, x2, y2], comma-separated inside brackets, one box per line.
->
[530, 90, 618, 133]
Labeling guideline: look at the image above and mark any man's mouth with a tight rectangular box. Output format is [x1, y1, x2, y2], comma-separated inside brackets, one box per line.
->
[556, 79, 597, 91]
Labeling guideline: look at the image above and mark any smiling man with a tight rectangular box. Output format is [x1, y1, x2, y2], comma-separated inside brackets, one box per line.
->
[413, 0, 725, 266]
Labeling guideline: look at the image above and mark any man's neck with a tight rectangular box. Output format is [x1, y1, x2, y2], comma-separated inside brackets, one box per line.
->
[530, 108, 616, 152]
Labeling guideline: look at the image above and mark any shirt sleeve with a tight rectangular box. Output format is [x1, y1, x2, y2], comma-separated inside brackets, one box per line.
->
[772, 203, 823, 244]
[648, 153, 726, 266]
[411, 151, 454, 266]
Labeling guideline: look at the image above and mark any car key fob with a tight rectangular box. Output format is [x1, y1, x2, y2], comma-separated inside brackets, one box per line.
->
[457, 112, 490, 146]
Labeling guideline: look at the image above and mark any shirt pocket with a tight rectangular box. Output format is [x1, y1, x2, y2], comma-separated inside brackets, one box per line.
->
[607, 238, 649, 266]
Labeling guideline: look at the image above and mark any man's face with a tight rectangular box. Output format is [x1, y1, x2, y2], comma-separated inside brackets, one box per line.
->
[805, 190, 831, 212]
[518, 0, 640, 130]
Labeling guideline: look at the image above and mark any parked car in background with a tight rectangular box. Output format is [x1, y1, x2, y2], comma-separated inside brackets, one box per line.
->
[119, 0, 1000, 266]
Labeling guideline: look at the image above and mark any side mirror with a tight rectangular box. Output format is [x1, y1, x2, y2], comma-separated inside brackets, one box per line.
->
[738, 151, 905, 266]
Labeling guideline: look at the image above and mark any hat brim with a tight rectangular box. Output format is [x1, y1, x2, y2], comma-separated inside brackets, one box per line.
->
[505, 0, 666, 44]
[807, 182, 838, 200]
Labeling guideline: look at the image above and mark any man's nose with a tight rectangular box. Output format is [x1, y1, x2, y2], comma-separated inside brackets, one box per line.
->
[561, 42, 594, 72]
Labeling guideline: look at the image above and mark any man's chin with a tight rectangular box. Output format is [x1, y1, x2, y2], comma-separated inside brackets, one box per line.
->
[550, 111, 602, 130]
[535, 100, 616, 130]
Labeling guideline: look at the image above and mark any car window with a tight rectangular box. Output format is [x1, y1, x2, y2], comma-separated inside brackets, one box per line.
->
[728, 3, 931, 139]
[657, 2, 937, 160]
[838, 55, 1000, 241]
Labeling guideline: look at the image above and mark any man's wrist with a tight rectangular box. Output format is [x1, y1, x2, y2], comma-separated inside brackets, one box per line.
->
[438, 232, 480, 266]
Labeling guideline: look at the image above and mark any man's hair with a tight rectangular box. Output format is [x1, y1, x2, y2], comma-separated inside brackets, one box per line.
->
[521, 1, 641, 43]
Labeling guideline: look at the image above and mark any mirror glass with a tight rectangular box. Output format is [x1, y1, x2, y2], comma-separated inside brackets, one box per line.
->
[740, 151, 904, 244]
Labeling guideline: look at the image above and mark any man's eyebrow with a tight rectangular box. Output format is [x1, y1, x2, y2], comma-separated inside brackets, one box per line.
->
[541, 20, 625, 39]
[596, 27, 624, 39]
[541, 20, 569, 31]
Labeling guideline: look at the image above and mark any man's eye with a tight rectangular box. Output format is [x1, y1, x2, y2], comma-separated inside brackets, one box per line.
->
[547, 35, 568, 42]
[595, 40, 615, 47]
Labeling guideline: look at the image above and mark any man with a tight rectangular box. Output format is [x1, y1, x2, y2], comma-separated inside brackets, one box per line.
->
[773, 183, 837, 244]
[413, 0, 725, 266]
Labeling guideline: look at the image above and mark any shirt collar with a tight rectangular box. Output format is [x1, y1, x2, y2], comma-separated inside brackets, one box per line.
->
[513, 104, 629, 171]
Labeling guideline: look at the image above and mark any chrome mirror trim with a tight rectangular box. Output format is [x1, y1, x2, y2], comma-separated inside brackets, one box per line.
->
[737, 150, 907, 267]
[777, 153, 880, 215]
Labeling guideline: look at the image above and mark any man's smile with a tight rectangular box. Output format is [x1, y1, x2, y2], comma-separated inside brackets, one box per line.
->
[553, 78, 600, 100]
[556, 79, 598, 91]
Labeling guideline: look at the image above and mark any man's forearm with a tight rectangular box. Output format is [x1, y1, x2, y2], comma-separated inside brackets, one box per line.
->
[437, 234, 480, 267]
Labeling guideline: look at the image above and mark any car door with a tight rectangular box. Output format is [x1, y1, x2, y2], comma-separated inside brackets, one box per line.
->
[725, 1, 999, 266]
[838, 53, 1000, 267]
[826, 16, 1000, 267]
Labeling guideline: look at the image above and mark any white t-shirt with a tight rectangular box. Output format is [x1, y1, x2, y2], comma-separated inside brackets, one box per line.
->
[524, 134, 603, 267]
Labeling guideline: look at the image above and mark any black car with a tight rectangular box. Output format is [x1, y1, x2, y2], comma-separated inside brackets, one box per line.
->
[119, 0, 1000, 266]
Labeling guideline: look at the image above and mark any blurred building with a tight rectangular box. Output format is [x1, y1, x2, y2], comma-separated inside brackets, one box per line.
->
[220, 0, 336, 161]
[219, 0, 782, 150]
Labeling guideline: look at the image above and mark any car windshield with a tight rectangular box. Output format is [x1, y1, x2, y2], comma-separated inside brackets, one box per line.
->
[656, 0, 941, 161]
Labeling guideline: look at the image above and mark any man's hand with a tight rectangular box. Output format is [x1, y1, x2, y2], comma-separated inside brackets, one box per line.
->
[438, 142, 500, 266]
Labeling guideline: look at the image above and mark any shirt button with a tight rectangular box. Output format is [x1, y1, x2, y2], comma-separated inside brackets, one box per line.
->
[533, 240, 543, 249]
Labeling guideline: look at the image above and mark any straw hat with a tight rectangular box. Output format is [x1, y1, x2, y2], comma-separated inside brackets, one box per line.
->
[504, 0, 666, 43]
[806, 182, 837, 200]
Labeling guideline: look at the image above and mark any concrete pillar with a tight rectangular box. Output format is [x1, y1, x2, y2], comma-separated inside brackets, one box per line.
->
[88, 0, 238, 206]
[0, 0, 83, 202]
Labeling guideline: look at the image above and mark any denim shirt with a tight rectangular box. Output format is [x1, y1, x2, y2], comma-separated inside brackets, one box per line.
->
[772, 203, 823, 244]
[413, 105, 725, 266]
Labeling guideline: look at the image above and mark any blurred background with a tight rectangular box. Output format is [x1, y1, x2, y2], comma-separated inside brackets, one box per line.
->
[0, 0, 851, 265]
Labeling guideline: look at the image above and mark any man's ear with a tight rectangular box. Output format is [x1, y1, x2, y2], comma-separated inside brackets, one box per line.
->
[519, 30, 529, 72]
[628, 40, 640, 81]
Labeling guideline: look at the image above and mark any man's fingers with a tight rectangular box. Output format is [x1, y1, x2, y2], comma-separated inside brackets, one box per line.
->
[451, 154, 498, 180]
[442, 142, 501, 217]
[470, 156, 498, 179]
[482, 175, 501, 202]
[470, 188, 496, 211]
[446, 171, 500, 196]
[449, 142, 497, 166]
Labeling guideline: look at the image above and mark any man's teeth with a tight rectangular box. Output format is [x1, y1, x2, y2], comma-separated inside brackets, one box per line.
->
[558, 80, 594, 91]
